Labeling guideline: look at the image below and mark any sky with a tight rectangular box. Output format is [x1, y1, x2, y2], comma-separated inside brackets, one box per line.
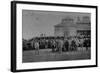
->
[22, 10, 90, 40]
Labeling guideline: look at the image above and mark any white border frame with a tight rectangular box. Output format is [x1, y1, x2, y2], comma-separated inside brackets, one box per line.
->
[16, 3, 96, 70]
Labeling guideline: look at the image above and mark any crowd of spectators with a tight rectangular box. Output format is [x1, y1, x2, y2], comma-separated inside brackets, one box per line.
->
[23, 36, 91, 53]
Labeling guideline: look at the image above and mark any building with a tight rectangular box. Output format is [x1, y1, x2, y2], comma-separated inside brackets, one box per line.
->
[54, 16, 91, 38]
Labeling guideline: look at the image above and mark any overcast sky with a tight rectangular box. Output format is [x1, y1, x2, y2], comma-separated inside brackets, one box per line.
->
[22, 10, 90, 40]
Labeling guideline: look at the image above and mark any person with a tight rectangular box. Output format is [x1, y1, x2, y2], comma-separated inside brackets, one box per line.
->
[63, 39, 69, 51]
[70, 40, 77, 51]
[58, 39, 64, 54]
[52, 40, 57, 52]
[88, 38, 91, 48]
[32, 41, 35, 50]
[34, 41, 39, 55]
[83, 38, 90, 51]
[78, 38, 83, 51]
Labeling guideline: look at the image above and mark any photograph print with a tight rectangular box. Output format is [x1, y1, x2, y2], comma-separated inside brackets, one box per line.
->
[22, 10, 91, 63]
[11, 1, 97, 72]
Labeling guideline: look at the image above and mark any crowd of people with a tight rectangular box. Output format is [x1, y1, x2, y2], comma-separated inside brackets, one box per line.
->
[23, 36, 91, 54]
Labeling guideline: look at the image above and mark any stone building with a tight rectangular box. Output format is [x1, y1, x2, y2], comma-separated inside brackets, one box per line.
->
[54, 16, 91, 38]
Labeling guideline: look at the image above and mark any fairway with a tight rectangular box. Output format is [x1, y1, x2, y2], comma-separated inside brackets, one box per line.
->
[23, 48, 91, 63]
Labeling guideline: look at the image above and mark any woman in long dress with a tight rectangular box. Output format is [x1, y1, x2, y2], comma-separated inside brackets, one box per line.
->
[34, 41, 39, 55]
[58, 39, 64, 54]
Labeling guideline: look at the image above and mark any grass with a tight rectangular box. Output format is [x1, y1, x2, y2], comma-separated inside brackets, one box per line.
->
[23, 48, 91, 63]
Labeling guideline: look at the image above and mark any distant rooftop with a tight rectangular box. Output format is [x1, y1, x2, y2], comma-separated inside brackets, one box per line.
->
[54, 16, 90, 27]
